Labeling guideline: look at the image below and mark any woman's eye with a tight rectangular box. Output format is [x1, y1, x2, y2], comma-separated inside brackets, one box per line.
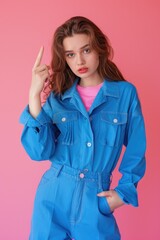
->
[84, 48, 90, 54]
[66, 53, 75, 58]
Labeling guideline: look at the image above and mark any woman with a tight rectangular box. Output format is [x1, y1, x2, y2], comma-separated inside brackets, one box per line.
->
[20, 16, 146, 240]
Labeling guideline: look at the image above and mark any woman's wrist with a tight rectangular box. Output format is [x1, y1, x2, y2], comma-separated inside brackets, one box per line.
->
[29, 88, 41, 99]
[29, 92, 41, 118]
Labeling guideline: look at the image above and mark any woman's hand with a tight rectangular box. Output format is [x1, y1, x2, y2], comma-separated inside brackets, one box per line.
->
[97, 189, 125, 212]
[29, 46, 51, 118]
[30, 46, 51, 97]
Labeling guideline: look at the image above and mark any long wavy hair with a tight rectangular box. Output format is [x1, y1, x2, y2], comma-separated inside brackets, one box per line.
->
[44, 16, 126, 95]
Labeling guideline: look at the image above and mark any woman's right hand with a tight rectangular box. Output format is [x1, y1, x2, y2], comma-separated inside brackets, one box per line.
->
[30, 46, 50, 96]
[29, 46, 50, 118]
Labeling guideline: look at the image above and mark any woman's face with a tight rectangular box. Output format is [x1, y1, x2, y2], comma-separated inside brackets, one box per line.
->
[63, 34, 100, 82]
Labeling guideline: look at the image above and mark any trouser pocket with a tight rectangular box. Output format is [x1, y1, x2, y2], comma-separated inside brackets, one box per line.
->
[98, 195, 113, 215]
[37, 167, 57, 188]
[97, 176, 113, 216]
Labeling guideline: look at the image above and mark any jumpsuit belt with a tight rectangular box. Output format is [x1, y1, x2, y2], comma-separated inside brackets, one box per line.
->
[51, 161, 112, 189]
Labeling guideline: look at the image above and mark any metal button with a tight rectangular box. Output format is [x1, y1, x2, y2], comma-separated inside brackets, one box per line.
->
[113, 118, 118, 123]
[61, 117, 66, 122]
[87, 142, 92, 147]
[79, 173, 85, 178]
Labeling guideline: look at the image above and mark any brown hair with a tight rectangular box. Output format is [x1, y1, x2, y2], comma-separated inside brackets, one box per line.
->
[45, 16, 126, 95]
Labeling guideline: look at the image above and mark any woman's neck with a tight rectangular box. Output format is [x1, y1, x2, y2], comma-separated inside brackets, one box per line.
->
[79, 74, 103, 87]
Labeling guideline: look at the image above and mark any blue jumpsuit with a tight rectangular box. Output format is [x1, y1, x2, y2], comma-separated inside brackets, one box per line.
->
[20, 78, 146, 240]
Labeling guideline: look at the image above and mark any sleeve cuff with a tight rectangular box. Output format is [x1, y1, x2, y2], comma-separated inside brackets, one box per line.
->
[114, 183, 139, 207]
[19, 105, 52, 127]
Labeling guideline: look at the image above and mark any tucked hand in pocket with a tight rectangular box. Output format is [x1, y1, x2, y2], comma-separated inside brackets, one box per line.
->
[97, 189, 125, 212]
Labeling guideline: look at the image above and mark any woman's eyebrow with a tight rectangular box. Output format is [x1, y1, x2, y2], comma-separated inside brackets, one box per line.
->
[80, 44, 90, 50]
[64, 44, 90, 53]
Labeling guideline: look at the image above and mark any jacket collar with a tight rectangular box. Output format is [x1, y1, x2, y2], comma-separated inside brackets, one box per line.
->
[61, 77, 120, 101]
[102, 79, 120, 98]
[61, 78, 79, 101]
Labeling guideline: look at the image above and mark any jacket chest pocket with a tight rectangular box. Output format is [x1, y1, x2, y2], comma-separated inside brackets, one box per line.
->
[99, 111, 127, 147]
[53, 111, 78, 145]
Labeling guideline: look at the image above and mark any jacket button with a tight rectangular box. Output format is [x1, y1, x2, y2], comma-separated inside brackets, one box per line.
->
[113, 118, 118, 123]
[61, 117, 66, 122]
[79, 173, 85, 178]
[87, 142, 92, 147]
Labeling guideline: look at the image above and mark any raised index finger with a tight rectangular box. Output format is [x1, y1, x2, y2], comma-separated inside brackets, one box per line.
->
[33, 46, 44, 69]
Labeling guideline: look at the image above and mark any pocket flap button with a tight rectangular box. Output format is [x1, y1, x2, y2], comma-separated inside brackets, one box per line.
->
[61, 117, 66, 122]
[113, 118, 118, 123]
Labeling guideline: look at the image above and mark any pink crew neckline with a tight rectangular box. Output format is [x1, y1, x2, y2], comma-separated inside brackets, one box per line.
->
[76, 81, 104, 111]
[77, 82, 103, 95]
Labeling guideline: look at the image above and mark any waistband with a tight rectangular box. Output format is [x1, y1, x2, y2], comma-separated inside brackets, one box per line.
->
[51, 161, 112, 183]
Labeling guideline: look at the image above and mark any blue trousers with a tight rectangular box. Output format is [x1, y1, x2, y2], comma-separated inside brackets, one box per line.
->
[29, 162, 121, 240]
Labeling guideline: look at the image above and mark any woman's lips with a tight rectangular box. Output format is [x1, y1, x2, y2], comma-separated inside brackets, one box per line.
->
[78, 68, 88, 74]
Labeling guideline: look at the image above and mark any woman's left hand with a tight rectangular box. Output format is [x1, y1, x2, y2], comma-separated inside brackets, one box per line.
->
[97, 190, 125, 212]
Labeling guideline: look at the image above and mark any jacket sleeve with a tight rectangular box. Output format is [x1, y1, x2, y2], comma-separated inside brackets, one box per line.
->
[114, 86, 146, 207]
[19, 93, 57, 161]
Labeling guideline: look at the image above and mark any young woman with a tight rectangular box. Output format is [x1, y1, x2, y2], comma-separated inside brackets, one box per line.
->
[20, 16, 146, 240]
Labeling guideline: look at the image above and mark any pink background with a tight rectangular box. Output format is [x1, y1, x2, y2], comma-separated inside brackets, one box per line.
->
[0, 0, 159, 239]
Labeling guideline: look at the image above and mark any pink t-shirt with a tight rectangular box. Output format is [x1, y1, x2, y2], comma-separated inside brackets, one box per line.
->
[76, 82, 103, 111]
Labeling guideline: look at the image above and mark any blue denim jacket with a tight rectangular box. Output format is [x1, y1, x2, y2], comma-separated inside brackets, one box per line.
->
[20, 78, 146, 207]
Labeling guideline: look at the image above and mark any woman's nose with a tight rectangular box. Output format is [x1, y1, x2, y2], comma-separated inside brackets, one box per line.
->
[76, 54, 85, 65]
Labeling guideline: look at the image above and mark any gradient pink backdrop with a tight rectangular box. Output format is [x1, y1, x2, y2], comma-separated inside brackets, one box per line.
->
[0, 0, 159, 239]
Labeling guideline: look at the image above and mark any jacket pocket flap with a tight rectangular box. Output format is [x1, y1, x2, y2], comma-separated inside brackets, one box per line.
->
[101, 111, 127, 125]
[53, 111, 78, 123]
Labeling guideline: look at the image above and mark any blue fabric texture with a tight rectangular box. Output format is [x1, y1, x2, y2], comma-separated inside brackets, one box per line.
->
[20, 78, 146, 206]
[20, 78, 146, 239]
